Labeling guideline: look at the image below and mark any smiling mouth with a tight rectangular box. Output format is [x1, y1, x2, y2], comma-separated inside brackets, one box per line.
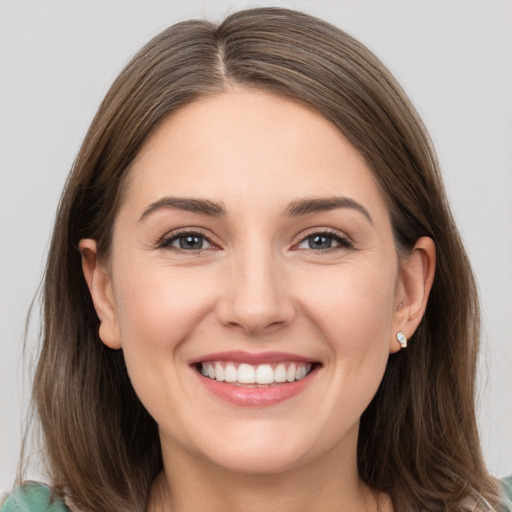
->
[192, 353, 321, 406]
[196, 361, 316, 387]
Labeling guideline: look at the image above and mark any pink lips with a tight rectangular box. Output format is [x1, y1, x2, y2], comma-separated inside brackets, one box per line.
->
[191, 350, 319, 407]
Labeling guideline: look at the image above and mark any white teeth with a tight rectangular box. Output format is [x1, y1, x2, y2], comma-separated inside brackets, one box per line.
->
[274, 363, 287, 383]
[215, 362, 224, 381]
[255, 364, 274, 384]
[296, 366, 307, 380]
[224, 363, 237, 383]
[200, 361, 313, 385]
[286, 363, 296, 382]
[237, 363, 256, 384]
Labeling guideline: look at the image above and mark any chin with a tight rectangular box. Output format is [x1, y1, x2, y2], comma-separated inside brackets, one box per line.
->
[205, 444, 312, 475]
[184, 420, 342, 477]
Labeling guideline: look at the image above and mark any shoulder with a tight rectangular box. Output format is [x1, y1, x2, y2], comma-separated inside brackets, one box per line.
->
[0, 482, 69, 512]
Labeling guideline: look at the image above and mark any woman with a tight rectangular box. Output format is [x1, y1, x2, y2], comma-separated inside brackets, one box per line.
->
[2, 7, 510, 512]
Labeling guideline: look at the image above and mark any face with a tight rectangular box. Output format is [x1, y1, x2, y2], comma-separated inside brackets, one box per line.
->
[84, 89, 415, 476]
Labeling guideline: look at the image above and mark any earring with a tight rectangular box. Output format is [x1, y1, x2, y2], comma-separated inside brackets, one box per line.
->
[396, 331, 407, 348]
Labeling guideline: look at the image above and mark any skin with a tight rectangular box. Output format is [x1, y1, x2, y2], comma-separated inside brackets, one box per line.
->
[80, 88, 435, 512]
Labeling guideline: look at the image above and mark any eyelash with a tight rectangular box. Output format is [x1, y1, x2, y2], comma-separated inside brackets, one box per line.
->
[158, 229, 217, 252]
[294, 228, 353, 252]
[158, 228, 353, 253]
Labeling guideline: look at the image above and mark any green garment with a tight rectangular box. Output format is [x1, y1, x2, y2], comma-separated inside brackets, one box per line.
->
[503, 475, 512, 510]
[1, 483, 68, 512]
[2, 477, 512, 511]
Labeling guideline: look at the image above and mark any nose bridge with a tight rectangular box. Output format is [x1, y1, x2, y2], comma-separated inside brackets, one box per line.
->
[217, 240, 295, 334]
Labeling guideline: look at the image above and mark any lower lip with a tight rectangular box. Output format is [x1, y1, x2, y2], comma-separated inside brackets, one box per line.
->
[194, 367, 319, 407]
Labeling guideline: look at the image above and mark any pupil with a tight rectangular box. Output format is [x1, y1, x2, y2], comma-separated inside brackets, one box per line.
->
[180, 235, 203, 250]
[309, 235, 332, 249]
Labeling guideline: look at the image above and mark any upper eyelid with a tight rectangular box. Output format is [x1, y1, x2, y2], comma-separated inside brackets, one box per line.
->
[294, 227, 353, 244]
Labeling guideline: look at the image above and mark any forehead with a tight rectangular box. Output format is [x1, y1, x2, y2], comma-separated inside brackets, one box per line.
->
[124, 88, 389, 220]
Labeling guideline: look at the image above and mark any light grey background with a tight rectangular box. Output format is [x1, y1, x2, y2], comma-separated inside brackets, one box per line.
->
[1, 0, 511, 492]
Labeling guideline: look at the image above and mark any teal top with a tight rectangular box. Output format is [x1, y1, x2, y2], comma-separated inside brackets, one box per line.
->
[0, 482, 69, 512]
[2, 477, 512, 511]
[503, 475, 512, 510]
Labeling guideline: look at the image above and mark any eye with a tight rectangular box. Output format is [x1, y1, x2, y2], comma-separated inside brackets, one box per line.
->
[160, 231, 215, 251]
[296, 231, 352, 251]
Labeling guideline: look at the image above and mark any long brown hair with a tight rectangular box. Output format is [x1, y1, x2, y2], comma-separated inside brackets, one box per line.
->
[27, 7, 500, 511]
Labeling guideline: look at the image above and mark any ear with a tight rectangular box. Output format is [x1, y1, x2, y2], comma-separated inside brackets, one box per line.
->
[79, 239, 122, 349]
[390, 236, 436, 353]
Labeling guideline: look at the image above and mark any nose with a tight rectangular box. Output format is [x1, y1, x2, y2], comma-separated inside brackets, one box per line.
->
[215, 248, 296, 336]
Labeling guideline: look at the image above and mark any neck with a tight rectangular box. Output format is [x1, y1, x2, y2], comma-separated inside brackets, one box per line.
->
[147, 435, 392, 512]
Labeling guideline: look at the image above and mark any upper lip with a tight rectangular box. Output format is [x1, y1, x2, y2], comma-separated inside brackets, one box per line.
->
[189, 350, 317, 365]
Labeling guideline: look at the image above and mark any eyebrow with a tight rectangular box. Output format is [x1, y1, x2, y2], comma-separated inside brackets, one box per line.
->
[284, 196, 373, 224]
[138, 197, 225, 222]
[138, 195, 373, 225]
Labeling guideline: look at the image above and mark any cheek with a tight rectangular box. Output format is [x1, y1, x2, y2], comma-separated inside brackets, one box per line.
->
[298, 261, 397, 352]
[114, 265, 214, 349]
[295, 259, 397, 419]
[111, 265, 220, 425]
[111, 264, 218, 407]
